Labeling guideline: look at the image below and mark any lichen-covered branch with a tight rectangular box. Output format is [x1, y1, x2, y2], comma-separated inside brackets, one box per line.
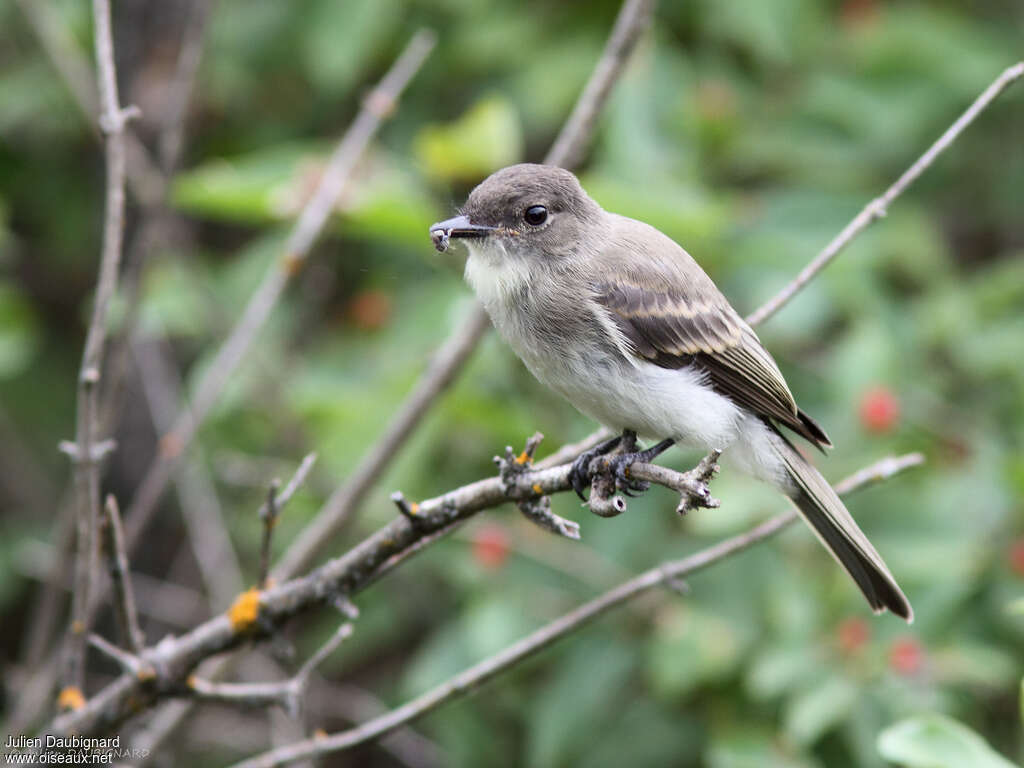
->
[47, 441, 922, 738]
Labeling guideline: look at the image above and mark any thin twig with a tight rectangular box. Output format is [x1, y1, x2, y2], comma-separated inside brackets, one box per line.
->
[561, 62, 1024, 482]
[187, 622, 352, 717]
[13, 0, 164, 205]
[325, 684, 446, 768]
[273, 307, 490, 579]
[259, 452, 320, 587]
[100, 496, 144, 654]
[746, 61, 1024, 327]
[132, 335, 245, 607]
[60, 0, 137, 698]
[273, 0, 657, 579]
[88, 634, 149, 677]
[259, 481, 281, 590]
[226, 452, 923, 768]
[158, 0, 215, 171]
[544, 0, 655, 170]
[123, 28, 437, 555]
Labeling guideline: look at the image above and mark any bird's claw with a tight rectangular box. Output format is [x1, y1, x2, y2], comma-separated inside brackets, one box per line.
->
[569, 435, 622, 500]
[607, 453, 652, 495]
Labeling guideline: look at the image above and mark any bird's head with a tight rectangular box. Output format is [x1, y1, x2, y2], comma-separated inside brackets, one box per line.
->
[430, 164, 602, 265]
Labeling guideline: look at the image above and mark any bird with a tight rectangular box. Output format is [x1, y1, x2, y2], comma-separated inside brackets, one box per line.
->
[429, 163, 912, 621]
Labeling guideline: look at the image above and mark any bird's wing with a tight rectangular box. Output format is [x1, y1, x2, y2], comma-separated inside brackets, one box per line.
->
[593, 255, 831, 449]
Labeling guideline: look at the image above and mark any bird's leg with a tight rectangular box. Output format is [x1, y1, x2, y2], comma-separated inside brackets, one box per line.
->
[605, 434, 676, 496]
[568, 433, 623, 500]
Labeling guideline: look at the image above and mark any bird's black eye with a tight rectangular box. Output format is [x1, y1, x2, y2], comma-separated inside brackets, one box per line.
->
[524, 205, 548, 226]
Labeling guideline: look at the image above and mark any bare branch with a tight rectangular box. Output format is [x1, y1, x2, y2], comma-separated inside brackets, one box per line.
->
[158, 0, 215, 171]
[100, 496, 144, 654]
[60, 0, 137, 698]
[132, 335, 245, 607]
[273, 0, 656, 579]
[123, 28, 437, 555]
[274, 306, 490, 579]
[187, 622, 352, 718]
[226, 452, 924, 768]
[544, 0, 655, 169]
[88, 634, 151, 679]
[746, 61, 1024, 327]
[46, 444, 922, 737]
[13, 0, 164, 205]
[263, 453, 320, 516]
[560, 62, 1024, 490]
[259, 481, 281, 590]
[494, 434, 581, 539]
[259, 451, 319, 587]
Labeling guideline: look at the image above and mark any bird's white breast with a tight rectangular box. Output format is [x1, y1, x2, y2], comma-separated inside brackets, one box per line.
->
[463, 245, 788, 487]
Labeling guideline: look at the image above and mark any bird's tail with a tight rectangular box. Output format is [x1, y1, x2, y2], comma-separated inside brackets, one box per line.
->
[771, 433, 913, 622]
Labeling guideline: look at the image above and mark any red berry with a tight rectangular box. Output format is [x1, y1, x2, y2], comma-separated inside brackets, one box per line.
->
[472, 525, 509, 569]
[1008, 539, 1024, 577]
[888, 636, 924, 675]
[837, 617, 870, 654]
[348, 290, 393, 331]
[840, 0, 879, 26]
[859, 387, 900, 433]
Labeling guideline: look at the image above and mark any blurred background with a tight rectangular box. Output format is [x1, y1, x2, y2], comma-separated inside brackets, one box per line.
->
[1, 0, 1022, 766]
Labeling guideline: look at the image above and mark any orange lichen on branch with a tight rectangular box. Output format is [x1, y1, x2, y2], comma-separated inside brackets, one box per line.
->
[281, 251, 305, 277]
[57, 686, 86, 712]
[136, 665, 156, 682]
[227, 588, 262, 632]
[532, 483, 543, 495]
[515, 451, 531, 465]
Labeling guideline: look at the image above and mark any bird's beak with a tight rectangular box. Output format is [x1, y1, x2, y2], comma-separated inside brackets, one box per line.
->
[429, 214, 496, 252]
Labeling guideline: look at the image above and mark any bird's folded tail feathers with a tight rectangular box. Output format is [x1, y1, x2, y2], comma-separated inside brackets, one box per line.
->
[771, 433, 913, 622]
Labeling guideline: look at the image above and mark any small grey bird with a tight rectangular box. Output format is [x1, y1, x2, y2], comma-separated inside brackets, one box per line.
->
[430, 163, 911, 621]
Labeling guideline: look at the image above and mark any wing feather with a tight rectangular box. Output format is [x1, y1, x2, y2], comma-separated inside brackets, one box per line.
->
[594, 275, 832, 449]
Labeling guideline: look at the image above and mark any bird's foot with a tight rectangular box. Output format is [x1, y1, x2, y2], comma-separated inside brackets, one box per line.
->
[603, 438, 675, 496]
[569, 434, 623, 500]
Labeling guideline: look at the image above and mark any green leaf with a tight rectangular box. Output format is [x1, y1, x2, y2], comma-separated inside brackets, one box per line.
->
[415, 96, 523, 181]
[746, 646, 820, 702]
[646, 604, 745, 699]
[877, 714, 1017, 768]
[708, 726, 822, 768]
[526, 634, 635, 768]
[783, 674, 858, 746]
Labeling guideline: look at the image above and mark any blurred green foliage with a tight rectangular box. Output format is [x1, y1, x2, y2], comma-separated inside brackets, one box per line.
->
[1, 0, 1022, 766]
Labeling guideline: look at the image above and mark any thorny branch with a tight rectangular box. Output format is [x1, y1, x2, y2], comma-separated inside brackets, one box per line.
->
[228, 454, 924, 768]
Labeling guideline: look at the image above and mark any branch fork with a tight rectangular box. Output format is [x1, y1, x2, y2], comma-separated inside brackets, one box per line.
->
[98, 103, 141, 134]
[495, 433, 581, 540]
